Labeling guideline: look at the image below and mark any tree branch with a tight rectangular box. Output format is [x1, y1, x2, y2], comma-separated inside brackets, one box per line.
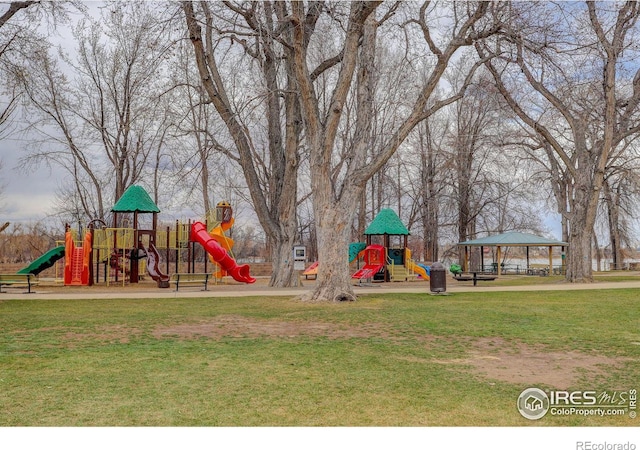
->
[0, 1, 38, 29]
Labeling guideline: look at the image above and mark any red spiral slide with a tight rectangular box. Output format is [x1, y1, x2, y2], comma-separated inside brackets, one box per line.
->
[190, 221, 256, 284]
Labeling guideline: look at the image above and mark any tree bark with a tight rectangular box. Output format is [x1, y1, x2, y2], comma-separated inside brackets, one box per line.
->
[290, 1, 496, 301]
[419, 122, 439, 262]
[183, 1, 302, 287]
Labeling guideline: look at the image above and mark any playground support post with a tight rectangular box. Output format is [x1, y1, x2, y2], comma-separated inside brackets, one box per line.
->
[166, 226, 170, 277]
[87, 223, 94, 286]
[175, 220, 179, 275]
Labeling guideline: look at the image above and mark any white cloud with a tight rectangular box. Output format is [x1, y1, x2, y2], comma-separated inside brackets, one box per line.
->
[1, 136, 63, 223]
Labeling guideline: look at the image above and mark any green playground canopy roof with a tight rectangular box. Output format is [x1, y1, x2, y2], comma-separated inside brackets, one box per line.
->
[458, 231, 567, 247]
[365, 208, 409, 235]
[111, 185, 160, 213]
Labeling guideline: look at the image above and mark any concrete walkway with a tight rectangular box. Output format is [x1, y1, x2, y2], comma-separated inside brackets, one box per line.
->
[1, 277, 640, 300]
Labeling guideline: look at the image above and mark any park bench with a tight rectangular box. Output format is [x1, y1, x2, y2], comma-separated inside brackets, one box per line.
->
[0, 273, 39, 293]
[452, 272, 497, 287]
[169, 273, 211, 292]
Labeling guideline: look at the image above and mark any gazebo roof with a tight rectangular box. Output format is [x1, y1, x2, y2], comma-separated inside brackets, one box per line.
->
[365, 208, 409, 235]
[111, 185, 160, 213]
[458, 231, 567, 247]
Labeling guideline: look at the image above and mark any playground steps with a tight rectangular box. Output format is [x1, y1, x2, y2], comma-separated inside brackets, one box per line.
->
[387, 264, 411, 282]
[69, 247, 85, 285]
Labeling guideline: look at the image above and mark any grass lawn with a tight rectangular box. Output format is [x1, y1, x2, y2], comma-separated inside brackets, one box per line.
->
[1, 289, 638, 426]
[468, 273, 640, 287]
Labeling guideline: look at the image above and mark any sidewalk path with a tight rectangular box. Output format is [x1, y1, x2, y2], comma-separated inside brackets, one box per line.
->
[1, 278, 640, 301]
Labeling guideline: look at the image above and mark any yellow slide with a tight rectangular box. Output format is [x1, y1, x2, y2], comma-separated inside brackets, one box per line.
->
[209, 218, 235, 279]
[410, 263, 429, 280]
[210, 217, 234, 251]
[405, 249, 430, 280]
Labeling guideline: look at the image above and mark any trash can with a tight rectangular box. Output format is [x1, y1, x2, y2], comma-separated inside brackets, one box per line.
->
[429, 262, 447, 293]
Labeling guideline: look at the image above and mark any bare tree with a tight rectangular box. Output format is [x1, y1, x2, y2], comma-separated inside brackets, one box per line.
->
[289, 1, 501, 301]
[16, 2, 177, 221]
[478, 1, 640, 282]
[602, 162, 640, 269]
[448, 75, 504, 248]
[0, 1, 38, 28]
[1, 2, 78, 131]
[182, 0, 309, 287]
[400, 117, 449, 262]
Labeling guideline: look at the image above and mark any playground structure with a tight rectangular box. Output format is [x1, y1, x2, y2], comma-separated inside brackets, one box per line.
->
[302, 242, 366, 280]
[303, 208, 431, 283]
[191, 221, 255, 284]
[64, 224, 92, 285]
[351, 244, 387, 280]
[355, 208, 429, 282]
[17, 245, 65, 278]
[14, 193, 427, 288]
[15, 186, 255, 288]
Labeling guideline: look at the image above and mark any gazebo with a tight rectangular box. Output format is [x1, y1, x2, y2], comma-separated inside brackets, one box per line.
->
[458, 231, 568, 276]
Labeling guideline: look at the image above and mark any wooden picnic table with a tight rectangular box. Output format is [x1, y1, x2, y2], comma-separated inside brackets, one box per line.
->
[453, 272, 497, 286]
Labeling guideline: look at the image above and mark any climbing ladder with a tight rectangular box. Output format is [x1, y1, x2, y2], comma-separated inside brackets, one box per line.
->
[64, 229, 92, 286]
[69, 247, 85, 285]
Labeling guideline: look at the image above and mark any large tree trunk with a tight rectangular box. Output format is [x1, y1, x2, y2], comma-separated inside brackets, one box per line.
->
[270, 232, 302, 287]
[567, 221, 594, 282]
[183, 1, 302, 288]
[291, 2, 379, 302]
[300, 202, 358, 302]
[565, 169, 601, 282]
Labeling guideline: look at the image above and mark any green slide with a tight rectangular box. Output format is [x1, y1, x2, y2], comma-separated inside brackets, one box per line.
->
[17, 246, 66, 275]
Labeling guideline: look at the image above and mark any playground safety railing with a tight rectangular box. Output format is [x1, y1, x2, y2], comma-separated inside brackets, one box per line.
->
[155, 223, 191, 250]
[404, 249, 420, 281]
[54, 240, 66, 283]
[386, 256, 395, 281]
[92, 228, 135, 251]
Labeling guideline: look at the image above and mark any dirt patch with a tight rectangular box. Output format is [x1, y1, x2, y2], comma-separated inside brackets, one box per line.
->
[433, 337, 629, 389]
[15, 325, 144, 348]
[62, 325, 143, 345]
[153, 315, 395, 340]
[151, 319, 628, 390]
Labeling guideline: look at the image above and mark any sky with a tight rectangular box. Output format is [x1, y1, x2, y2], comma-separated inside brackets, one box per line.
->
[1, 134, 67, 224]
[0, 1, 569, 242]
[0, 1, 82, 226]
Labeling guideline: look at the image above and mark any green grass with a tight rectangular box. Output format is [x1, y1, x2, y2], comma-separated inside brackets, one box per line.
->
[1, 290, 639, 426]
[453, 273, 640, 287]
